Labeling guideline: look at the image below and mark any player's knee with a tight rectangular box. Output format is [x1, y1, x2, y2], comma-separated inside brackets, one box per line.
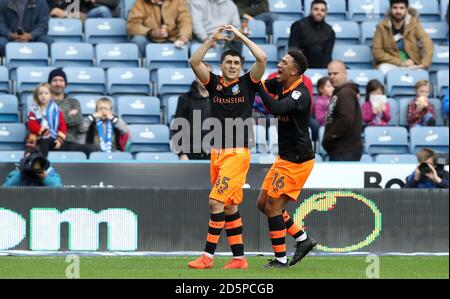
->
[224, 204, 238, 215]
[208, 198, 224, 213]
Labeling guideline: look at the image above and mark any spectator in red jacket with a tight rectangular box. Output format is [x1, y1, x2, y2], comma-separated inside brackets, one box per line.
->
[27, 83, 67, 157]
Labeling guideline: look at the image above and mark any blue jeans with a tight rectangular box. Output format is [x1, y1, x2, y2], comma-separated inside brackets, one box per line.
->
[86, 6, 113, 18]
[130, 35, 149, 57]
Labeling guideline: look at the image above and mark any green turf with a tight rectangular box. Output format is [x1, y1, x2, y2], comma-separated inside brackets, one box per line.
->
[0, 256, 447, 279]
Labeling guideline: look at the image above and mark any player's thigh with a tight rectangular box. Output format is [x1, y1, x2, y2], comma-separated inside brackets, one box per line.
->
[257, 189, 268, 211]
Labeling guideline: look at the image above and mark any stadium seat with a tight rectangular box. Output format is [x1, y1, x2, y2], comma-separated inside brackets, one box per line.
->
[0, 123, 26, 151]
[348, 0, 390, 22]
[166, 96, 179, 125]
[89, 152, 134, 161]
[387, 98, 399, 126]
[375, 154, 418, 163]
[51, 43, 94, 67]
[422, 22, 449, 45]
[248, 19, 267, 44]
[63, 67, 106, 95]
[430, 45, 449, 72]
[429, 98, 443, 126]
[0, 66, 10, 94]
[364, 126, 409, 154]
[242, 44, 278, 70]
[314, 154, 323, 162]
[121, 0, 136, 19]
[128, 124, 171, 153]
[252, 125, 268, 154]
[268, 125, 279, 154]
[329, 21, 361, 45]
[117, 96, 161, 124]
[360, 154, 374, 162]
[106, 67, 151, 96]
[16, 67, 55, 104]
[410, 0, 441, 21]
[84, 18, 128, 44]
[398, 98, 411, 127]
[48, 18, 83, 43]
[0, 150, 24, 162]
[304, 0, 347, 20]
[271, 20, 294, 59]
[441, 0, 449, 21]
[5, 42, 49, 80]
[189, 43, 221, 69]
[361, 21, 378, 46]
[146, 44, 189, 81]
[134, 152, 179, 161]
[436, 70, 449, 98]
[386, 69, 429, 99]
[268, 0, 302, 20]
[96, 43, 140, 68]
[304, 68, 328, 95]
[47, 151, 87, 162]
[250, 153, 276, 164]
[156, 68, 195, 108]
[0, 95, 19, 123]
[317, 126, 326, 155]
[347, 69, 385, 95]
[410, 126, 449, 153]
[332, 45, 372, 69]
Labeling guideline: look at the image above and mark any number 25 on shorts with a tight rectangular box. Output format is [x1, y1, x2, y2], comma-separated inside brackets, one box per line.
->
[215, 176, 230, 195]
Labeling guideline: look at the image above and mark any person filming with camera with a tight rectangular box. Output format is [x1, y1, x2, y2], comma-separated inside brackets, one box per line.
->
[3, 149, 63, 187]
[404, 148, 449, 189]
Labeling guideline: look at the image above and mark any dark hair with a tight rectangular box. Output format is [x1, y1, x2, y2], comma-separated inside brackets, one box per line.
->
[365, 79, 385, 102]
[390, 0, 409, 7]
[287, 48, 308, 75]
[317, 77, 330, 95]
[220, 50, 244, 64]
[311, 0, 328, 9]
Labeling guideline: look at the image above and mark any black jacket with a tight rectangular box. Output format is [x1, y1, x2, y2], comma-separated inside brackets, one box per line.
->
[288, 15, 335, 69]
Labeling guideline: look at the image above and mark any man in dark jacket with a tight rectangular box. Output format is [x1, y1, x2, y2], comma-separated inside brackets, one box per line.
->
[0, 0, 53, 56]
[170, 64, 212, 160]
[323, 60, 363, 161]
[288, 0, 335, 68]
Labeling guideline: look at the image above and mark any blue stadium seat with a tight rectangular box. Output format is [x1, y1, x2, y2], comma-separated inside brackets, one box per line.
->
[329, 21, 361, 45]
[304, 68, 328, 95]
[63, 67, 106, 95]
[422, 22, 449, 45]
[89, 152, 134, 161]
[410, 126, 449, 153]
[386, 69, 429, 99]
[251, 153, 276, 164]
[134, 152, 179, 161]
[117, 96, 161, 124]
[166, 96, 179, 125]
[332, 45, 372, 69]
[85, 18, 128, 44]
[364, 126, 409, 154]
[252, 125, 268, 154]
[0, 123, 26, 150]
[375, 154, 418, 163]
[243, 44, 278, 70]
[268, 0, 302, 20]
[51, 43, 94, 67]
[272, 20, 294, 59]
[441, 0, 449, 21]
[107, 67, 150, 96]
[48, 18, 83, 43]
[361, 21, 378, 46]
[0, 150, 24, 162]
[410, 0, 441, 21]
[348, 69, 384, 95]
[430, 45, 449, 72]
[360, 154, 374, 162]
[436, 70, 449, 98]
[318, 126, 326, 155]
[146, 44, 189, 81]
[189, 44, 221, 69]
[96, 43, 140, 68]
[5, 43, 49, 80]
[429, 98, 443, 125]
[348, 0, 390, 22]
[75, 95, 115, 116]
[0, 95, 19, 123]
[16, 67, 55, 105]
[398, 98, 411, 127]
[47, 151, 87, 162]
[268, 125, 278, 154]
[156, 68, 195, 108]
[314, 154, 323, 162]
[304, 0, 347, 20]
[121, 0, 136, 19]
[0, 66, 10, 94]
[128, 124, 171, 153]
[387, 98, 399, 126]
[247, 19, 267, 44]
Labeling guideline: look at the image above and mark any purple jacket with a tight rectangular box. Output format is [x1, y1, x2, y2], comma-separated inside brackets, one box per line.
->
[314, 95, 330, 126]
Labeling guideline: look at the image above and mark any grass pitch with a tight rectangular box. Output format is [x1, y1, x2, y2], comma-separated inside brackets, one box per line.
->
[0, 256, 447, 279]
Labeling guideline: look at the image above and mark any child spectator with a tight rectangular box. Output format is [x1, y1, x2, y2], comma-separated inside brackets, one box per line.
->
[84, 97, 129, 152]
[407, 80, 436, 128]
[314, 76, 333, 126]
[362, 79, 391, 126]
[27, 83, 67, 157]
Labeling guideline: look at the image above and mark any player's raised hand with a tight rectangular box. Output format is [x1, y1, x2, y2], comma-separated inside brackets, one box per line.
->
[211, 25, 233, 42]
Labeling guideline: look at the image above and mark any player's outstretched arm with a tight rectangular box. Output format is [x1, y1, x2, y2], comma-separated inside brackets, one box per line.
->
[225, 25, 267, 82]
[257, 83, 299, 115]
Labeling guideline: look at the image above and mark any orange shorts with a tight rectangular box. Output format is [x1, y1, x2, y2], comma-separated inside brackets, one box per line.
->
[261, 158, 315, 201]
[209, 148, 251, 205]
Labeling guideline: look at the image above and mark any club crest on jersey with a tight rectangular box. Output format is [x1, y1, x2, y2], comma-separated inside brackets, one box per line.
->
[292, 90, 301, 100]
[216, 84, 223, 91]
[232, 84, 240, 95]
